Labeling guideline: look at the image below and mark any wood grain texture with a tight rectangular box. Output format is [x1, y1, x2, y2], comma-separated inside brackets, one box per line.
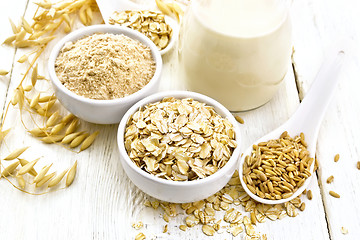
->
[292, 0, 360, 239]
[1, 0, 359, 239]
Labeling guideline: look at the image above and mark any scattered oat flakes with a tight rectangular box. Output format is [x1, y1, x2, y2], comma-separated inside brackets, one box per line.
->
[163, 213, 170, 222]
[285, 202, 298, 217]
[227, 224, 243, 237]
[357, 161, 360, 170]
[163, 224, 168, 233]
[185, 214, 199, 227]
[202, 225, 215, 236]
[334, 154, 340, 162]
[143, 170, 308, 238]
[341, 227, 348, 235]
[135, 232, 146, 240]
[151, 200, 160, 209]
[179, 225, 187, 231]
[132, 221, 144, 230]
[144, 200, 151, 207]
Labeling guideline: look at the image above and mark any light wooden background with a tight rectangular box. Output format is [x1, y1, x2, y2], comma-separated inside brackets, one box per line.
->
[0, 0, 359, 239]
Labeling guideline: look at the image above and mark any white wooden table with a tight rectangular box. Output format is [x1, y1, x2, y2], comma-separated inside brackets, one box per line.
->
[1, 0, 360, 239]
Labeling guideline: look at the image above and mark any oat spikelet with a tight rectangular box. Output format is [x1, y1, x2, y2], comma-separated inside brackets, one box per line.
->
[3, 146, 29, 160]
[30, 93, 40, 108]
[34, 1, 52, 9]
[42, 99, 56, 112]
[18, 158, 37, 176]
[18, 158, 39, 175]
[50, 123, 66, 135]
[16, 174, 26, 189]
[1, 162, 20, 177]
[9, 18, 20, 34]
[65, 119, 78, 135]
[33, 164, 53, 184]
[21, 16, 33, 34]
[38, 95, 57, 103]
[0, 69, 9, 75]
[85, 6, 93, 24]
[28, 128, 48, 137]
[79, 5, 88, 25]
[41, 135, 64, 143]
[29, 31, 46, 40]
[61, 131, 83, 144]
[48, 169, 68, 188]
[23, 84, 33, 91]
[34, 36, 56, 45]
[155, 0, 172, 15]
[11, 89, 20, 105]
[17, 54, 28, 63]
[61, 113, 75, 124]
[3, 35, 16, 45]
[46, 110, 60, 127]
[15, 30, 26, 42]
[36, 172, 55, 187]
[80, 131, 99, 151]
[70, 133, 88, 148]
[31, 64, 38, 86]
[66, 160, 77, 187]
[0, 128, 11, 142]
[14, 40, 35, 48]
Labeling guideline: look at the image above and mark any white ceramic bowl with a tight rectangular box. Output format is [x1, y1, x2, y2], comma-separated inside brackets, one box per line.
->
[48, 25, 162, 124]
[117, 91, 242, 203]
[96, 0, 179, 55]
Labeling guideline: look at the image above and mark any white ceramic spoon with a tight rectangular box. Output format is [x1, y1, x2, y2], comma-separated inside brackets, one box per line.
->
[238, 49, 345, 204]
[95, 0, 179, 55]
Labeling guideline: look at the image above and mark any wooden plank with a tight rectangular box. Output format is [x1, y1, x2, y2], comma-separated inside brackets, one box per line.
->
[291, 0, 360, 239]
[2, 0, 355, 239]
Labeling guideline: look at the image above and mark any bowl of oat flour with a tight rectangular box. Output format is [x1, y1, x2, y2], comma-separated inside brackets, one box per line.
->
[48, 25, 162, 124]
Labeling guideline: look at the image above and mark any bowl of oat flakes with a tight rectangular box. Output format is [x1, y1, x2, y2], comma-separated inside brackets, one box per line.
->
[117, 91, 242, 203]
[48, 25, 162, 124]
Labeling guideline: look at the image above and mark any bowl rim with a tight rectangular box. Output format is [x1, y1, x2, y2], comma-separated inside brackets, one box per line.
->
[117, 90, 242, 187]
[48, 24, 162, 106]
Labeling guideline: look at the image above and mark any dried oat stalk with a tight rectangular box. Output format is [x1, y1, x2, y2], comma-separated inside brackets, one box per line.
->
[0, 151, 76, 194]
[0, 0, 100, 193]
[155, 0, 184, 22]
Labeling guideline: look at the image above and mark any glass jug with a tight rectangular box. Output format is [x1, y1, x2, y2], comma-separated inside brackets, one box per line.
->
[178, 0, 292, 111]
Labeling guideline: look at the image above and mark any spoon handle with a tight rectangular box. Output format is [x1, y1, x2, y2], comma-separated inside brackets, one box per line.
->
[289, 49, 344, 151]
